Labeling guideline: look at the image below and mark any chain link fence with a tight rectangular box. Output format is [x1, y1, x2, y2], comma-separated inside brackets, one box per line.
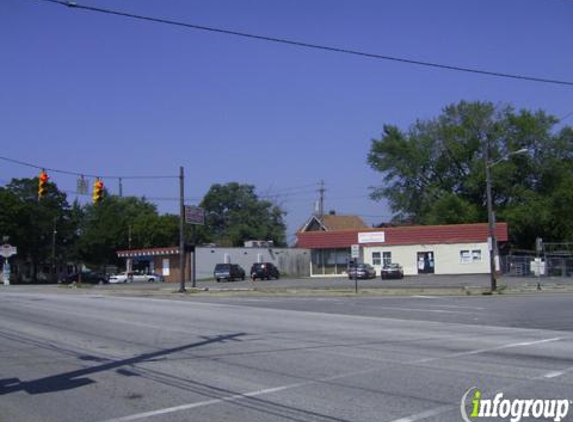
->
[502, 254, 573, 277]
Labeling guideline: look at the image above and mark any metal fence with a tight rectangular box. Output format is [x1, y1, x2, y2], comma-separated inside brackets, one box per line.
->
[501, 254, 573, 277]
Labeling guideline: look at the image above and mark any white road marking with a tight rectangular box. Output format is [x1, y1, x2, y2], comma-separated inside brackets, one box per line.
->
[385, 404, 454, 422]
[97, 368, 378, 422]
[375, 306, 475, 315]
[414, 337, 563, 364]
[544, 371, 565, 379]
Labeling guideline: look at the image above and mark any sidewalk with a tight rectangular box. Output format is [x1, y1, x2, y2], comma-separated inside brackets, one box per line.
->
[39, 274, 573, 298]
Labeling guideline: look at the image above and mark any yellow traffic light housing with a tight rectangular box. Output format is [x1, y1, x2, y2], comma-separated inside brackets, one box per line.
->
[38, 170, 49, 199]
[92, 178, 104, 204]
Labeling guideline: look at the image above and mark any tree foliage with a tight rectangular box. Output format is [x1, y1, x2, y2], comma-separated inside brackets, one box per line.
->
[368, 101, 573, 248]
[200, 183, 287, 247]
[0, 178, 287, 281]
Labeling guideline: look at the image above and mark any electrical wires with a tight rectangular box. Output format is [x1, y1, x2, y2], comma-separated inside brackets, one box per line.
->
[34, 0, 573, 87]
[0, 155, 178, 180]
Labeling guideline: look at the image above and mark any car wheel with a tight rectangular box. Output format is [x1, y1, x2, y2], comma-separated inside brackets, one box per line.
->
[216, 278, 220, 282]
[148, 278, 154, 283]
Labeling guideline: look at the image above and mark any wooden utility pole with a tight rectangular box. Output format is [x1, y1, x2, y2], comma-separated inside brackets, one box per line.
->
[178, 166, 186, 293]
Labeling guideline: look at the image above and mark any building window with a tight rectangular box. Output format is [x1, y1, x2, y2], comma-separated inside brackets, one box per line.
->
[460, 250, 471, 264]
[383, 252, 392, 266]
[372, 252, 381, 266]
[461, 250, 482, 264]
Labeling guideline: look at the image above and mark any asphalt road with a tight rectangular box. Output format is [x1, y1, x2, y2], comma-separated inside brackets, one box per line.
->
[1, 289, 573, 422]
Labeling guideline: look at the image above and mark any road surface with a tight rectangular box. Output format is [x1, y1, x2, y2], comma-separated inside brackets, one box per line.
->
[1, 289, 572, 422]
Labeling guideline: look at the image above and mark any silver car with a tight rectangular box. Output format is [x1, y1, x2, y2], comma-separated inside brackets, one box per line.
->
[108, 272, 162, 283]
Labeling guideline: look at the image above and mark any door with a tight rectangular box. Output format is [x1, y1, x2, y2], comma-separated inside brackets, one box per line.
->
[417, 252, 435, 274]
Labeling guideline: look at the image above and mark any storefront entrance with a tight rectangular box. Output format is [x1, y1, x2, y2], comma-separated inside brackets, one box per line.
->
[417, 252, 435, 274]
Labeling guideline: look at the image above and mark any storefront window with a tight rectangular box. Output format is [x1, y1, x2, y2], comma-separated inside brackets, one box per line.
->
[372, 252, 381, 266]
[383, 252, 392, 266]
[311, 248, 350, 275]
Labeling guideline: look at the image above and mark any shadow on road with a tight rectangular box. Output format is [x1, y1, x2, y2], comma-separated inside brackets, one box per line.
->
[0, 332, 246, 395]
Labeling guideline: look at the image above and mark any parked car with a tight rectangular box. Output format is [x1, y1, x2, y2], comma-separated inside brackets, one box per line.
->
[381, 263, 404, 279]
[63, 271, 108, 284]
[347, 263, 377, 280]
[214, 264, 246, 282]
[250, 262, 280, 281]
[108, 271, 163, 283]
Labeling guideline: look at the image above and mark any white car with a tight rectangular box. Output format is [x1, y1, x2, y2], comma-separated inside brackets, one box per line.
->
[108, 272, 162, 283]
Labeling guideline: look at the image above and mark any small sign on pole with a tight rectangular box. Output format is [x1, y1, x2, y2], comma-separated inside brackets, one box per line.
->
[351, 244, 360, 259]
[0, 244, 17, 259]
[184, 206, 205, 225]
[1, 244, 17, 286]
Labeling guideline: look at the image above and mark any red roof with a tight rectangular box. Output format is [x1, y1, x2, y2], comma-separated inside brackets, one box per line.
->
[296, 223, 509, 249]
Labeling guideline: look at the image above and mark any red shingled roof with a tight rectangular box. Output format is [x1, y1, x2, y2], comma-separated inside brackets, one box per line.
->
[296, 223, 508, 249]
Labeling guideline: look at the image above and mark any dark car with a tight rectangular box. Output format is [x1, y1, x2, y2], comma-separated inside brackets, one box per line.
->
[347, 263, 377, 280]
[214, 263, 245, 282]
[250, 262, 280, 281]
[63, 271, 108, 284]
[381, 263, 404, 279]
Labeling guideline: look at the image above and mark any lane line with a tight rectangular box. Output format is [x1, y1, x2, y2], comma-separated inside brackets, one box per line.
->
[385, 404, 454, 422]
[97, 368, 377, 422]
[414, 337, 563, 364]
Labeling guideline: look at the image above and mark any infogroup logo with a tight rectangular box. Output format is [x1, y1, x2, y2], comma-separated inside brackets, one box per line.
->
[461, 387, 571, 422]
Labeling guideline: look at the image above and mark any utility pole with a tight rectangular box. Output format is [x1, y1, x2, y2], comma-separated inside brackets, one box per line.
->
[178, 166, 186, 293]
[51, 218, 57, 284]
[118, 178, 123, 197]
[318, 180, 325, 218]
[484, 141, 497, 292]
[192, 225, 197, 288]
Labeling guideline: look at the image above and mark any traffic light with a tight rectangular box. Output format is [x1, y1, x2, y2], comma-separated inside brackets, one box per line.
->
[38, 170, 49, 199]
[92, 178, 104, 204]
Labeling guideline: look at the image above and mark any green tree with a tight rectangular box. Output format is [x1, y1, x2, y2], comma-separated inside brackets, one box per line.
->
[77, 195, 159, 269]
[0, 178, 74, 282]
[368, 101, 573, 248]
[200, 183, 286, 247]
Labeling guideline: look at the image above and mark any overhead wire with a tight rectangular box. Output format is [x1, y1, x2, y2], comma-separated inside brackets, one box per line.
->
[34, 0, 573, 87]
[0, 155, 178, 180]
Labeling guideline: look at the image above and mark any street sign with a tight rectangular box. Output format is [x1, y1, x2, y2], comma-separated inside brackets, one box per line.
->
[77, 176, 89, 195]
[0, 244, 17, 258]
[351, 244, 360, 259]
[185, 206, 205, 225]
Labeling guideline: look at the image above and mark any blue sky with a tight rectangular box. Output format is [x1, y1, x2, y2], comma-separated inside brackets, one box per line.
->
[2, 0, 572, 244]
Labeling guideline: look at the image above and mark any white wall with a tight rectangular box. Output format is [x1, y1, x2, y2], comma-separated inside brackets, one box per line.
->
[362, 242, 490, 275]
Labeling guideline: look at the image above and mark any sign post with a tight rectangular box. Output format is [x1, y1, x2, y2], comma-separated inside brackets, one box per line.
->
[351, 244, 360, 294]
[184, 206, 205, 288]
[1, 244, 17, 286]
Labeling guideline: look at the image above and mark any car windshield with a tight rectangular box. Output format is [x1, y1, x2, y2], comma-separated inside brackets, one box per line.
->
[215, 264, 230, 270]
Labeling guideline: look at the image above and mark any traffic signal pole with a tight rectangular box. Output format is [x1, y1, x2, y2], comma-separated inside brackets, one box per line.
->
[178, 166, 186, 293]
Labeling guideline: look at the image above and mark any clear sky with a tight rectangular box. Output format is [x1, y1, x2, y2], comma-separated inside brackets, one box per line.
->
[2, 0, 572, 244]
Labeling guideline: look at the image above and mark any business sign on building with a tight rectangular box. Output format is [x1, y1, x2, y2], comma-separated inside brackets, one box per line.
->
[358, 231, 385, 244]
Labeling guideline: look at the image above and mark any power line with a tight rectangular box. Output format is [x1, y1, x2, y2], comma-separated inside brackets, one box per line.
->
[0, 155, 178, 180]
[35, 0, 573, 87]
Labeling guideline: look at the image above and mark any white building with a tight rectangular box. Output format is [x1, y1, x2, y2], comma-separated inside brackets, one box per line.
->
[296, 218, 508, 277]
